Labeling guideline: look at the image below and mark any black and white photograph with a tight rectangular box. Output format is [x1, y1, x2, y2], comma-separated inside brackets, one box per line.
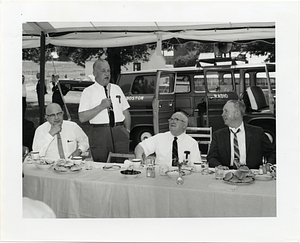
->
[1, 1, 299, 242]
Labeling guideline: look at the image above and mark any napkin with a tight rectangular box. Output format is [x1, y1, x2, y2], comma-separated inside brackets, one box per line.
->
[124, 159, 133, 169]
[208, 183, 237, 192]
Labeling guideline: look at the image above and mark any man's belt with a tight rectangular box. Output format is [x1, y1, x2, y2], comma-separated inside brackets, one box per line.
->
[91, 122, 124, 127]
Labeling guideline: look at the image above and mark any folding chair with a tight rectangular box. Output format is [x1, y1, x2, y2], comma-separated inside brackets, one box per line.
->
[186, 127, 212, 155]
[106, 152, 135, 163]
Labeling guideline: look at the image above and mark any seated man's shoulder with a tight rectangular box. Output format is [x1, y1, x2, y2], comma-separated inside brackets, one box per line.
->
[64, 120, 81, 127]
[245, 124, 263, 133]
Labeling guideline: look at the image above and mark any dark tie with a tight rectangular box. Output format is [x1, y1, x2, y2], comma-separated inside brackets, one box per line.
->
[172, 137, 179, 166]
[57, 133, 65, 159]
[104, 86, 115, 127]
[231, 129, 240, 168]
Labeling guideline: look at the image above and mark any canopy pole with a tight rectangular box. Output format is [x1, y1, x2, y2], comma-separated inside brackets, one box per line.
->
[39, 31, 46, 124]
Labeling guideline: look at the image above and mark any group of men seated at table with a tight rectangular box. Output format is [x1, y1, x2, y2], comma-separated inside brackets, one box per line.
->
[30, 99, 275, 169]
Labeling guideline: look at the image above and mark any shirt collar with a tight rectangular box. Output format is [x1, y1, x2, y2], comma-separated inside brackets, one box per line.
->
[229, 122, 244, 133]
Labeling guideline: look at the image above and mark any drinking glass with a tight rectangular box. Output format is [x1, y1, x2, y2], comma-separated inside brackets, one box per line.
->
[84, 157, 93, 170]
[215, 166, 224, 180]
[201, 161, 209, 175]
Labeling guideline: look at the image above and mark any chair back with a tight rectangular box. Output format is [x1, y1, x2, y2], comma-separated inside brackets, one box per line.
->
[246, 86, 268, 110]
[186, 127, 212, 155]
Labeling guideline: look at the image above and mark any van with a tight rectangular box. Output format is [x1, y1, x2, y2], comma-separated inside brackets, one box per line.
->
[117, 60, 276, 150]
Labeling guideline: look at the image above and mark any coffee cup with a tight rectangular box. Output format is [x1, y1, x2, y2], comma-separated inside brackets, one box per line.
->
[73, 156, 83, 165]
[193, 161, 203, 173]
[132, 159, 141, 169]
[31, 151, 39, 160]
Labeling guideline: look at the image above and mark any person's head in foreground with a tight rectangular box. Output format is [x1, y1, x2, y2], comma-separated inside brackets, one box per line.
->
[222, 100, 246, 129]
[168, 111, 189, 137]
[45, 103, 64, 127]
[93, 59, 111, 87]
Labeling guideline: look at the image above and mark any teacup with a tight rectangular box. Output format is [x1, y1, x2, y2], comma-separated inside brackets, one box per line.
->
[193, 161, 203, 173]
[132, 159, 141, 169]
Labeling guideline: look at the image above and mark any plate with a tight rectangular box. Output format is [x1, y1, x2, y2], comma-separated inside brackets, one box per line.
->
[254, 174, 273, 181]
[53, 166, 82, 173]
[103, 164, 121, 171]
[181, 169, 192, 176]
[223, 177, 255, 185]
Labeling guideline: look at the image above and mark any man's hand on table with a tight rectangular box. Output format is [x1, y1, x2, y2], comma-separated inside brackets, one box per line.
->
[69, 148, 82, 158]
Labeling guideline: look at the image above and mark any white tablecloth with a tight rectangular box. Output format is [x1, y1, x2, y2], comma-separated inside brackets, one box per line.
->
[23, 162, 276, 218]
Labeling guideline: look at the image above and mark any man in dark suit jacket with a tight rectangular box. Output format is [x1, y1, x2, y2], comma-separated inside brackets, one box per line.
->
[207, 100, 275, 169]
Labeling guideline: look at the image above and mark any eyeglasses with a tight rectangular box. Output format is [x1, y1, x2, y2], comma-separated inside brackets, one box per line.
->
[168, 117, 185, 123]
[46, 112, 63, 118]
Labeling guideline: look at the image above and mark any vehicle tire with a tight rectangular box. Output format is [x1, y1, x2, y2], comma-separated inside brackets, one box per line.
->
[132, 127, 154, 148]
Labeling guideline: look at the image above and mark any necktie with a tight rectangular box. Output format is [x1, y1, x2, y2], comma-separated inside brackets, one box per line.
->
[57, 133, 65, 159]
[104, 86, 115, 127]
[172, 137, 179, 166]
[231, 128, 240, 168]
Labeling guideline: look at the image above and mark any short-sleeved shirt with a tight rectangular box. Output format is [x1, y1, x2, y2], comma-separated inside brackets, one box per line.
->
[78, 82, 130, 124]
[139, 131, 201, 167]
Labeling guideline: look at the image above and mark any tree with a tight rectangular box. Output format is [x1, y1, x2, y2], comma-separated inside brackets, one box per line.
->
[56, 45, 155, 83]
[23, 44, 155, 83]
[173, 40, 275, 67]
[22, 47, 55, 63]
[173, 42, 214, 67]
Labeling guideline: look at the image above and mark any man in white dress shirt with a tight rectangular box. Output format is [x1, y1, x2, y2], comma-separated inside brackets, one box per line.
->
[32, 103, 89, 159]
[78, 59, 131, 162]
[134, 111, 201, 167]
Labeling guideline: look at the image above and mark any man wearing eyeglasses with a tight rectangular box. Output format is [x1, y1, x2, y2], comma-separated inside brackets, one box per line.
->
[134, 111, 201, 167]
[32, 103, 89, 159]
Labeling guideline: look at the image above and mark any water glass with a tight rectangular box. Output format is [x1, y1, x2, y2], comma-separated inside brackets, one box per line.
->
[215, 166, 224, 180]
[201, 161, 209, 175]
[159, 165, 169, 176]
[85, 158, 93, 170]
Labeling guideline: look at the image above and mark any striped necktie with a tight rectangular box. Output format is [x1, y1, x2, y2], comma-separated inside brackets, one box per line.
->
[57, 133, 65, 159]
[231, 128, 240, 167]
[172, 137, 179, 166]
[104, 86, 115, 127]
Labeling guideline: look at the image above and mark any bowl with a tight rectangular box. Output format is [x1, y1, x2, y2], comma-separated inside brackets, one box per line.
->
[35, 159, 55, 170]
[166, 170, 180, 179]
[120, 169, 141, 179]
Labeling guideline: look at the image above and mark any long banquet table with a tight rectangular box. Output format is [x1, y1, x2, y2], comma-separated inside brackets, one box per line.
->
[23, 161, 276, 218]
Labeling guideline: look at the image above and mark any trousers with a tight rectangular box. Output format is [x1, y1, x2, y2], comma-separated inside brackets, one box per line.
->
[89, 124, 130, 162]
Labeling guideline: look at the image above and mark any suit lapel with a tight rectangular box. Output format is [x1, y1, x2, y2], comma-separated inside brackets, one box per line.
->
[222, 128, 231, 162]
[244, 124, 252, 157]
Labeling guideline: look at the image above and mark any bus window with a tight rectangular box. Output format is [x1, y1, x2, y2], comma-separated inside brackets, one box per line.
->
[158, 74, 175, 94]
[131, 75, 155, 94]
[194, 74, 205, 92]
[206, 71, 234, 92]
[175, 75, 191, 93]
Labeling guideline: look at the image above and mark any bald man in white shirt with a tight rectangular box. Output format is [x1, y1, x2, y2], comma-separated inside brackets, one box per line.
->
[78, 59, 131, 162]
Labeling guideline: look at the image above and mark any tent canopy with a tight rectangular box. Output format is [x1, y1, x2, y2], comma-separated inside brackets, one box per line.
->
[22, 22, 275, 49]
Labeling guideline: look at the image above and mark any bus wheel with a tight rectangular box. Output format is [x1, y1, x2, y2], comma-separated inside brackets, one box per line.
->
[132, 127, 153, 148]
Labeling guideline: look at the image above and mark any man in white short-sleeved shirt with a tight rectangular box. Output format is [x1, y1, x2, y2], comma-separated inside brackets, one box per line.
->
[134, 111, 201, 167]
[78, 59, 131, 162]
[33, 103, 89, 159]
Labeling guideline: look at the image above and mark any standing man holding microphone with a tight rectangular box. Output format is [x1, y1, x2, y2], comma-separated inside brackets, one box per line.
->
[78, 59, 131, 162]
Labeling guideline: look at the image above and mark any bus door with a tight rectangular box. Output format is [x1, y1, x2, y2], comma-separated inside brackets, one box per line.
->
[204, 69, 238, 132]
[152, 71, 176, 134]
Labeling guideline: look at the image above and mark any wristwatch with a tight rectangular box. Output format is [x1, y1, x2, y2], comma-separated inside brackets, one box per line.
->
[126, 129, 130, 133]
